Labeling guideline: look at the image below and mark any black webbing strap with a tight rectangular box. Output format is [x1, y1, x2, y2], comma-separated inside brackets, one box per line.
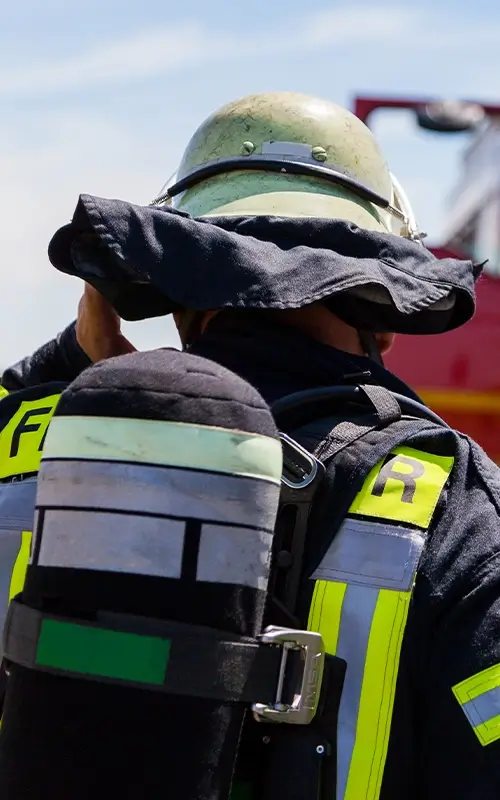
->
[313, 384, 402, 463]
[3, 599, 294, 705]
[268, 385, 402, 621]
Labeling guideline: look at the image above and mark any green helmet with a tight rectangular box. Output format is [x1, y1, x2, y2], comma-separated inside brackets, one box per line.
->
[152, 91, 421, 240]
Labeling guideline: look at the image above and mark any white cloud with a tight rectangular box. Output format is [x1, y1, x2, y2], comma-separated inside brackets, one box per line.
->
[0, 6, 422, 98]
[302, 6, 419, 45]
[3, 4, 498, 101]
[0, 25, 208, 96]
[2, 3, 500, 100]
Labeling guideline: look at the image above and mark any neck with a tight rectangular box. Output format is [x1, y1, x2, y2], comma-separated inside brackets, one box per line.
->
[187, 312, 411, 405]
[259, 307, 364, 355]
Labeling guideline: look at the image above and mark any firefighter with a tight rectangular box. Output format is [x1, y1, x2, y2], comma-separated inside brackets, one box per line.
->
[0, 92, 498, 799]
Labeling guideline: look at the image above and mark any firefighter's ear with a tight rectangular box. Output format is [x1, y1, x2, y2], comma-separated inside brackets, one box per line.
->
[375, 332, 395, 355]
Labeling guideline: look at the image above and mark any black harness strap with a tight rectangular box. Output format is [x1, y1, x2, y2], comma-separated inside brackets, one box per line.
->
[3, 599, 305, 707]
[241, 384, 448, 800]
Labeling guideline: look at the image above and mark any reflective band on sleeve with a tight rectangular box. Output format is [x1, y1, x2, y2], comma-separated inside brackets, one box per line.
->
[308, 445, 454, 799]
[349, 446, 454, 529]
[0, 479, 37, 531]
[0, 387, 8, 399]
[0, 394, 60, 480]
[0, 529, 31, 658]
[453, 663, 500, 746]
[42, 416, 283, 484]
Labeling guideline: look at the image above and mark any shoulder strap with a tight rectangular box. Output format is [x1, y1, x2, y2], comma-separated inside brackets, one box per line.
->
[254, 387, 451, 800]
[269, 384, 448, 624]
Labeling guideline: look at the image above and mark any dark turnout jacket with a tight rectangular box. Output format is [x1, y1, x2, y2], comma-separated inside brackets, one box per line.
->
[2, 313, 500, 800]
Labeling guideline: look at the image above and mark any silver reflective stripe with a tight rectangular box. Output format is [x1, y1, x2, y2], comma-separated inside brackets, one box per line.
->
[36, 509, 273, 589]
[0, 529, 23, 658]
[310, 518, 426, 800]
[37, 459, 278, 531]
[196, 524, 272, 590]
[335, 584, 379, 799]
[462, 686, 500, 729]
[0, 479, 37, 656]
[311, 518, 425, 591]
[0, 479, 36, 531]
[37, 510, 186, 578]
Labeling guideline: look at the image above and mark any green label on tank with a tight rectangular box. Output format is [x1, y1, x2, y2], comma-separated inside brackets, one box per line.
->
[36, 619, 171, 685]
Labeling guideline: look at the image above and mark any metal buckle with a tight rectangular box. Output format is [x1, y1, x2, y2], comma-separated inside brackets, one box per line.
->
[280, 433, 321, 490]
[252, 626, 325, 725]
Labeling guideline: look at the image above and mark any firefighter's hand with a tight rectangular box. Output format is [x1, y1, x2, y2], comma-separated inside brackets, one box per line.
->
[76, 283, 137, 363]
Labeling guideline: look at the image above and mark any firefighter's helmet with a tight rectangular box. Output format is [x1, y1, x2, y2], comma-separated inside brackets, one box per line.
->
[152, 91, 421, 241]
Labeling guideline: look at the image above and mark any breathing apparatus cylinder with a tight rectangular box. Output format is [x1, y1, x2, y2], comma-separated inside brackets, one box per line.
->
[0, 348, 283, 800]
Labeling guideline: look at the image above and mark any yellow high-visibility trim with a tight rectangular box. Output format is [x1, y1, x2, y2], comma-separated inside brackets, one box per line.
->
[305, 444, 451, 798]
[1, 530, 33, 727]
[9, 530, 32, 600]
[307, 580, 347, 656]
[453, 663, 500, 705]
[453, 663, 500, 746]
[0, 387, 8, 399]
[349, 445, 454, 529]
[0, 394, 60, 480]
[344, 588, 412, 799]
[474, 714, 500, 746]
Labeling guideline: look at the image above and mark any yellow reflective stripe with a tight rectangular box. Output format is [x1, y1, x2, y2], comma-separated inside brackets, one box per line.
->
[453, 663, 500, 746]
[0, 387, 8, 399]
[453, 663, 500, 705]
[344, 589, 412, 799]
[307, 445, 452, 798]
[0, 394, 60, 479]
[9, 530, 32, 600]
[474, 715, 500, 746]
[308, 580, 346, 656]
[349, 445, 454, 528]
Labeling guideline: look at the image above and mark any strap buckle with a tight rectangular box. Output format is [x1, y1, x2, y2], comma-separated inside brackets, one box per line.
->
[252, 626, 325, 725]
[280, 433, 322, 490]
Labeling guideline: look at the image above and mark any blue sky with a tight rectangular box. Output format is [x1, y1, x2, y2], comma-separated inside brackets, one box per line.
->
[2, 0, 499, 365]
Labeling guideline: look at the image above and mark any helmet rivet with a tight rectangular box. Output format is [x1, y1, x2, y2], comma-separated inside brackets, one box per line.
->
[240, 141, 255, 156]
[312, 146, 327, 162]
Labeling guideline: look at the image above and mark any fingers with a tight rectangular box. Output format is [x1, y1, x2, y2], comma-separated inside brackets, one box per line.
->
[76, 283, 137, 362]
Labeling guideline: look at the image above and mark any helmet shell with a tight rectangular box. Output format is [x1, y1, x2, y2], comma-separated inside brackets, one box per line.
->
[167, 91, 396, 233]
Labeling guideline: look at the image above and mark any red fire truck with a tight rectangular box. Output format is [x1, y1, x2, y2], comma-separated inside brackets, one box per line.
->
[353, 97, 500, 462]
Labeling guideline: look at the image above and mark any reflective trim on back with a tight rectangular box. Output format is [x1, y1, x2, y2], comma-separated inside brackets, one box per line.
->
[0, 394, 60, 480]
[349, 445, 454, 529]
[308, 445, 454, 799]
[453, 664, 500, 746]
[0, 392, 60, 664]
